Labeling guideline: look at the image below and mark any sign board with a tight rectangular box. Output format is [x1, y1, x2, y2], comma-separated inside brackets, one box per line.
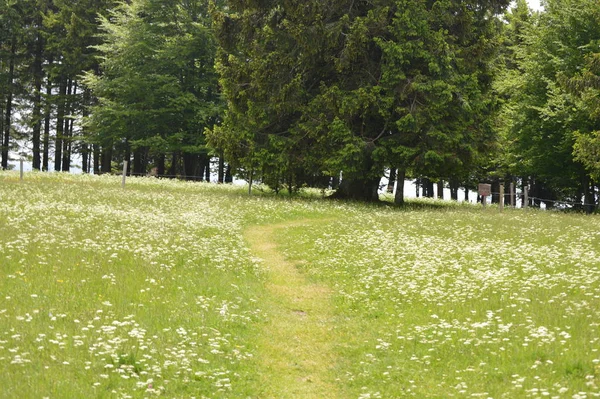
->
[478, 183, 491, 197]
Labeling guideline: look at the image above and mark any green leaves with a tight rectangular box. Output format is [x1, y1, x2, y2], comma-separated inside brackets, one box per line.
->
[214, 0, 508, 198]
[573, 130, 600, 182]
[499, 0, 600, 200]
[85, 0, 221, 166]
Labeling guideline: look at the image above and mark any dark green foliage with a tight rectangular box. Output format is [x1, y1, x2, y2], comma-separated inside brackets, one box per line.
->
[84, 0, 221, 178]
[211, 0, 509, 200]
[3, 0, 598, 207]
[0, 0, 116, 171]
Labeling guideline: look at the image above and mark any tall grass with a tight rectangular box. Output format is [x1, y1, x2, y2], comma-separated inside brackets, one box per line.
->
[1, 171, 599, 398]
[278, 204, 600, 398]
[0, 173, 271, 398]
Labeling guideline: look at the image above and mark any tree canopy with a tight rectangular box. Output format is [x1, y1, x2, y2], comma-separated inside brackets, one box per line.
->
[498, 0, 600, 208]
[83, 0, 222, 178]
[1, 0, 599, 210]
[210, 0, 510, 200]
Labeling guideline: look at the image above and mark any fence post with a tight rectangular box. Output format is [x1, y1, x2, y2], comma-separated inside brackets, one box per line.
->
[524, 186, 529, 209]
[122, 161, 128, 189]
[499, 184, 504, 212]
[19, 159, 24, 182]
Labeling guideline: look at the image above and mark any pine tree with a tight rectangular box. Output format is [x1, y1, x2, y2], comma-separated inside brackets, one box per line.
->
[43, 0, 117, 172]
[212, 0, 510, 200]
[84, 0, 221, 177]
[0, 0, 22, 169]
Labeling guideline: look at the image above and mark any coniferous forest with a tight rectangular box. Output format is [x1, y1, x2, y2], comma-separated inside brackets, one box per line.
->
[1, 0, 599, 209]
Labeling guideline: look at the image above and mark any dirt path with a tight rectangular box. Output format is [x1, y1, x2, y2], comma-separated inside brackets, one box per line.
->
[244, 220, 341, 399]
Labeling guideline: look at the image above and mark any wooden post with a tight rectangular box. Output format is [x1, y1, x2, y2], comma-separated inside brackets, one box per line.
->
[524, 186, 529, 209]
[19, 159, 24, 181]
[499, 184, 504, 212]
[121, 161, 128, 188]
[510, 182, 515, 207]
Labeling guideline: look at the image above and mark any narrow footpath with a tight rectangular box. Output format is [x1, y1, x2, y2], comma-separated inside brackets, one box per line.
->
[244, 221, 341, 399]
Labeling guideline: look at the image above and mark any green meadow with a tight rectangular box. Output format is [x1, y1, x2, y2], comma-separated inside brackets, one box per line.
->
[1, 172, 599, 398]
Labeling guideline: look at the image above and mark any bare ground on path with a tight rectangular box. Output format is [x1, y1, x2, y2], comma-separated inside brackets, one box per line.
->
[244, 220, 342, 399]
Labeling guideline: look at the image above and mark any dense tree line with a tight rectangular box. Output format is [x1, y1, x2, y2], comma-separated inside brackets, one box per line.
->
[1, 0, 117, 172]
[496, 0, 600, 211]
[1, 0, 598, 210]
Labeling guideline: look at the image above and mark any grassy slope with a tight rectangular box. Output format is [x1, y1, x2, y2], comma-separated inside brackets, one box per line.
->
[279, 205, 600, 398]
[1, 172, 599, 398]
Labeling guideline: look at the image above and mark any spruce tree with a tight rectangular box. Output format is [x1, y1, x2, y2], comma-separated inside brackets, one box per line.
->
[212, 0, 510, 200]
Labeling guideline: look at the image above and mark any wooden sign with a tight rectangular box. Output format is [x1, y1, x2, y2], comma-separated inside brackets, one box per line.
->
[478, 183, 491, 197]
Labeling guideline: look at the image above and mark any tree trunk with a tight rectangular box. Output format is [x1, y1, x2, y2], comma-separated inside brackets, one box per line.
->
[530, 179, 541, 208]
[43, 72, 52, 172]
[491, 181, 500, 204]
[423, 178, 434, 198]
[450, 179, 459, 201]
[287, 171, 296, 194]
[248, 169, 254, 195]
[437, 180, 444, 199]
[182, 152, 197, 180]
[168, 152, 178, 177]
[32, 24, 44, 170]
[394, 168, 406, 205]
[506, 179, 515, 207]
[133, 147, 147, 176]
[330, 175, 380, 201]
[225, 164, 233, 183]
[198, 154, 206, 181]
[93, 144, 100, 174]
[62, 80, 75, 172]
[101, 144, 112, 174]
[387, 168, 397, 193]
[54, 77, 67, 171]
[204, 156, 211, 181]
[81, 90, 90, 173]
[584, 176, 595, 214]
[415, 178, 420, 197]
[464, 188, 469, 202]
[218, 152, 225, 183]
[157, 154, 166, 176]
[0, 108, 3, 164]
[329, 147, 382, 201]
[331, 174, 340, 190]
[82, 145, 88, 173]
[124, 143, 131, 175]
[2, 37, 16, 170]
[521, 177, 529, 208]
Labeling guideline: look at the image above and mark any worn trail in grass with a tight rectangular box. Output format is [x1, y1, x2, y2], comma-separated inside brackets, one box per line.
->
[244, 220, 342, 399]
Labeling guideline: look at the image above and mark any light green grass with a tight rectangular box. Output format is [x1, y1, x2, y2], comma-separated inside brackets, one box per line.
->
[279, 206, 600, 398]
[245, 221, 343, 398]
[0, 173, 269, 398]
[1, 171, 599, 398]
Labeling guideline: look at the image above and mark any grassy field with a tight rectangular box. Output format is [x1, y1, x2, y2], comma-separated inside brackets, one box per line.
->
[0, 172, 599, 398]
